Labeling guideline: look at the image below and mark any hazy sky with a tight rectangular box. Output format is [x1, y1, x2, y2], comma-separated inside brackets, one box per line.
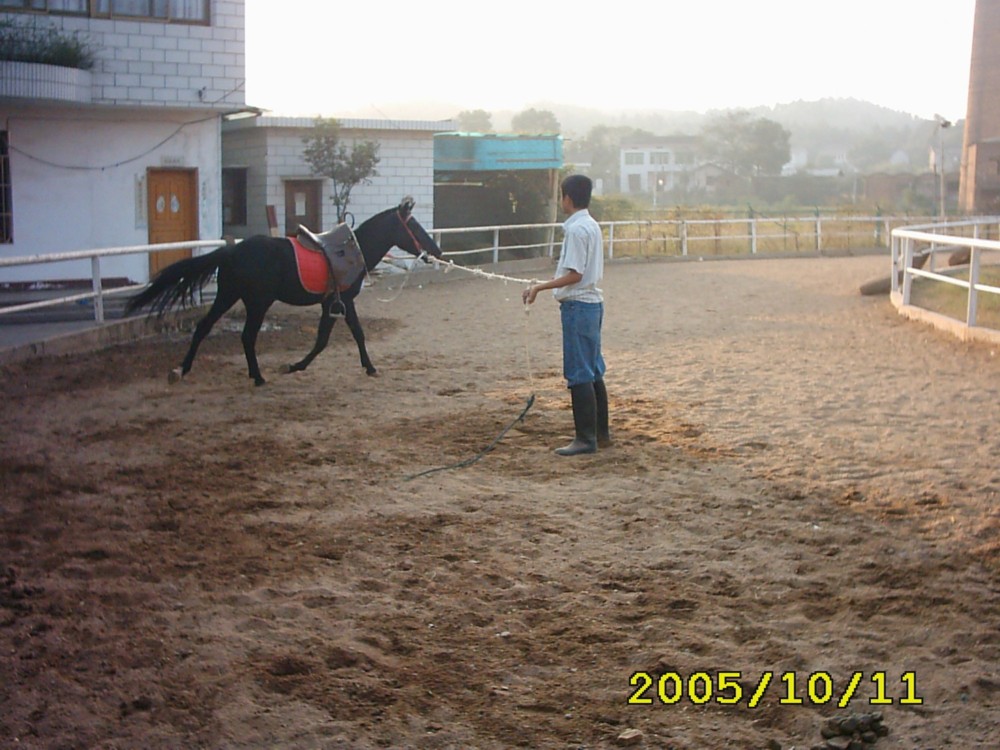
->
[245, 0, 977, 125]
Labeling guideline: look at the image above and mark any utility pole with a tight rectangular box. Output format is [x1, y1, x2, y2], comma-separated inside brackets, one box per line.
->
[935, 114, 952, 218]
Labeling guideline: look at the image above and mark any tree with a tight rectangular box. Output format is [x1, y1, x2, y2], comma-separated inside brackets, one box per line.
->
[302, 117, 380, 223]
[701, 111, 791, 177]
[511, 108, 560, 134]
[456, 109, 493, 132]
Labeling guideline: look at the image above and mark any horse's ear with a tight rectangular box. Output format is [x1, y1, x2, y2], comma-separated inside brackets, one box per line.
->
[399, 195, 415, 217]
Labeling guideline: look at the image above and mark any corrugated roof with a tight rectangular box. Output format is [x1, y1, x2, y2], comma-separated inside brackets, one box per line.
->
[223, 116, 457, 132]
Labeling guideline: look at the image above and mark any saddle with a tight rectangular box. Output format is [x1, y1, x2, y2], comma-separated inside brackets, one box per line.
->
[296, 223, 366, 296]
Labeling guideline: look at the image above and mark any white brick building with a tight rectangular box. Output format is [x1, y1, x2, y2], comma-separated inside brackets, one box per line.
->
[619, 135, 700, 194]
[221, 117, 453, 239]
[0, 0, 249, 286]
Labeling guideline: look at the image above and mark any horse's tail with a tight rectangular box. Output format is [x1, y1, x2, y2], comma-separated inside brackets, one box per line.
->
[125, 246, 230, 318]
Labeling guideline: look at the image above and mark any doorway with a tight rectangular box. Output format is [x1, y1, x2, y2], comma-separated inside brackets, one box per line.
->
[284, 179, 322, 235]
[147, 168, 199, 277]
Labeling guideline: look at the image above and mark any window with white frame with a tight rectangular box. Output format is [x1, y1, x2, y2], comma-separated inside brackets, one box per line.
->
[0, 0, 209, 23]
[624, 152, 644, 166]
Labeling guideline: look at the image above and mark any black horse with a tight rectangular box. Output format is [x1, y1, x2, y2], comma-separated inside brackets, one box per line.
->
[126, 197, 441, 386]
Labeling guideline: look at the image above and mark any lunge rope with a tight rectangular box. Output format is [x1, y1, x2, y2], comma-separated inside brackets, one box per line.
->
[399, 255, 542, 480]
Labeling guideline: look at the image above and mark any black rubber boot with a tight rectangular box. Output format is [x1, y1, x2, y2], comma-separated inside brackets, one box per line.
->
[555, 382, 598, 456]
[594, 378, 611, 448]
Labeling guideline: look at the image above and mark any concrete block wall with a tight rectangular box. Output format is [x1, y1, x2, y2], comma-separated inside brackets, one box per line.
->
[0, 1, 245, 110]
[222, 117, 449, 237]
[342, 129, 436, 226]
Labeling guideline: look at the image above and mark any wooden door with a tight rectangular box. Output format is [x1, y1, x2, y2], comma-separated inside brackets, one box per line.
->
[148, 169, 198, 276]
[284, 179, 322, 235]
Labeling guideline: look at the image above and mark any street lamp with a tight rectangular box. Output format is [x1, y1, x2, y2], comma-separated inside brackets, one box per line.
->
[935, 114, 952, 218]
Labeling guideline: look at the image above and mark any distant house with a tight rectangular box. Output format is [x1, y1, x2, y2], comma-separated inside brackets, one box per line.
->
[619, 135, 699, 194]
[221, 117, 453, 239]
[0, 1, 250, 287]
[782, 147, 809, 176]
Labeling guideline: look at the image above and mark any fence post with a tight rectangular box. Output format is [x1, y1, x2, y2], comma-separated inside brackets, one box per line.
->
[607, 223, 615, 260]
[492, 228, 500, 265]
[748, 207, 757, 255]
[548, 225, 557, 258]
[91, 256, 104, 323]
[890, 233, 901, 294]
[815, 209, 822, 253]
[901, 237, 915, 305]
[967, 245, 981, 327]
[681, 220, 688, 257]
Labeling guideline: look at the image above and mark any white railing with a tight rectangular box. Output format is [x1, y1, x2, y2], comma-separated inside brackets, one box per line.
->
[431, 214, 934, 264]
[0, 240, 228, 323]
[891, 217, 1000, 334]
[0, 214, 983, 326]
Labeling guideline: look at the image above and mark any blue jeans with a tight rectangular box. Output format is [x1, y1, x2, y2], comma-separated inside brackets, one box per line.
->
[561, 300, 606, 387]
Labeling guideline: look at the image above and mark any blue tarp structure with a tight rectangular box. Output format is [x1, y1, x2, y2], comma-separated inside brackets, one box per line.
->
[434, 133, 563, 172]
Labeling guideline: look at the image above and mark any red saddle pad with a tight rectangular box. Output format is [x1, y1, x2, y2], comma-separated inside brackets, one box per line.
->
[290, 236, 337, 295]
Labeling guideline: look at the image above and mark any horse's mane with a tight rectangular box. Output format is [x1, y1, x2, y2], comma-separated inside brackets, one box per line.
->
[355, 205, 397, 233]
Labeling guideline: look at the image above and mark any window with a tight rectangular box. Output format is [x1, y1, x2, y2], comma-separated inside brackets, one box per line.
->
[651, 151, 671, 165]
[1, 131, 12, 243]
[624, 152, 644, 166]
[0, 1, 87, 12]
[0, 0, 209, 23]
[222, 167, 247, 226]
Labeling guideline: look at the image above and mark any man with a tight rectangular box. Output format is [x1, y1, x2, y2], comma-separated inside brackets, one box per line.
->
[522, 174, 610, 456]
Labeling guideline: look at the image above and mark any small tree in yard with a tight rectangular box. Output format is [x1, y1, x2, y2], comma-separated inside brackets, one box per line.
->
[302, 117, 380, 223]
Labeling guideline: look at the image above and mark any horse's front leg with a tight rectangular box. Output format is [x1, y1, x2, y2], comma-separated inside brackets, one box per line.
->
[344, 299, 377, 376]
[285, 298, 337, 374]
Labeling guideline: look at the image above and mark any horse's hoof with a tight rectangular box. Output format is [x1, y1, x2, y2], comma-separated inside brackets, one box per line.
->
[279, 364, 293, 374]
[168, 368, 183, 384]
[366, 369, 379, 377]
[254, 378, 267, 387]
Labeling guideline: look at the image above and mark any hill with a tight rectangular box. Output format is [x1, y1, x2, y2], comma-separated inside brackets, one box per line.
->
[509, 98, 963, 175]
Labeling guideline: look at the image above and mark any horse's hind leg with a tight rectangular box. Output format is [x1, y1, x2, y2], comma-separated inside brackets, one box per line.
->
[241, 299, 273, 386]
[175, 288, 239, 382]
[343, 298, 377, 376]
[285, 299, 337, 374]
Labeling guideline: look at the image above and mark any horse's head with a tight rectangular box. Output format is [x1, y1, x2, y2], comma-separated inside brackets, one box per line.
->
[394, 196, 442, 262]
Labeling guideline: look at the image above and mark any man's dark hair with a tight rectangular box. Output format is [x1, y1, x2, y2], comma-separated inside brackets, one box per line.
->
[561, 174, 593, 209]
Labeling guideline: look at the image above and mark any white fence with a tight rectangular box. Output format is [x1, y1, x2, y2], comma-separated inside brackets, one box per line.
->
[0, 240, 228, 323]
[437, 213, 923, 263]
[0, 213, 993, 326]
[891, 217, 1000, 340]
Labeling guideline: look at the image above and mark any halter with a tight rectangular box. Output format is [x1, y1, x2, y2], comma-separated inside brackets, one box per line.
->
[398, 209, 428, 261]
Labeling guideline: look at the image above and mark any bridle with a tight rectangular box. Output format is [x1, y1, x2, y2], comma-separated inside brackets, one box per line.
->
[397, 209, 429, 261]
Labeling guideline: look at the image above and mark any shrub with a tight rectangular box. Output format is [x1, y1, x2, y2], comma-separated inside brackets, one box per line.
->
[0, 17, 95, 70]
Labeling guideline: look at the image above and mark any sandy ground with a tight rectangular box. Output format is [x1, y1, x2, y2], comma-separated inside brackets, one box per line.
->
[1, 254, 998, 750]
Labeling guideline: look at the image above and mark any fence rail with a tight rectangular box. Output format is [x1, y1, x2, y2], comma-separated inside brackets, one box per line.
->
[0, 240, 228, 323]
[0, 214, 992, 326]
[890, 217, 1000, 335]
[431, 214, 946, 264]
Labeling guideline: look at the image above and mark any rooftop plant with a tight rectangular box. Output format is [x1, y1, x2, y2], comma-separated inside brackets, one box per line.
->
[0, 17, 95, 70]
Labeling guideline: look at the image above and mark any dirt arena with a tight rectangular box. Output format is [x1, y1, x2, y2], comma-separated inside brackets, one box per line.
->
[2, 254, 998, 749]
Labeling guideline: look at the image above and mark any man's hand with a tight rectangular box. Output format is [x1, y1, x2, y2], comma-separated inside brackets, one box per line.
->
[522, 285, 538, 305]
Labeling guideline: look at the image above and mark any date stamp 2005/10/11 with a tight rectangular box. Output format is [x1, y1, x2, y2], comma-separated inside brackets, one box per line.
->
[628, 670, 923, 709]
